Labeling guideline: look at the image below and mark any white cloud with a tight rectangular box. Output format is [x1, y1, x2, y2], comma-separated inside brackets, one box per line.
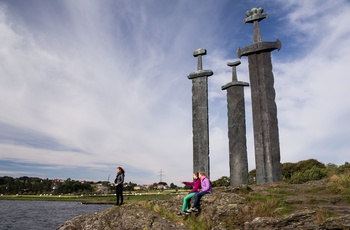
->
[1, 0, 350, 185]
[274, 0, 350, 165]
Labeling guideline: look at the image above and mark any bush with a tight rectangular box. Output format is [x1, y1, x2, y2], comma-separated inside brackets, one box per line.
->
[211, 176, 230, 187]
[282, 159, 326, 183]
[336, 162, 350, 174]
[327, 173, 350, 194]
[248, 169, 256, 184]
[290, 166, 327, 184]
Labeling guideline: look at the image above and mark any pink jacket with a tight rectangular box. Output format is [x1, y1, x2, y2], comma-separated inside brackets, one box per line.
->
[200, 176, 212, 193]
[183, 179, 201, 194]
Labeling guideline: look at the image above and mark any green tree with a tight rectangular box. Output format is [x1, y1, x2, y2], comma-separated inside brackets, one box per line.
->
[326, 163, 338, 176]
[183, 184, 192, 190]
[290, 166, 327, 184]
[248, 169, 256, 184]
[281, 163, 295, 180]
[56, 178, 93, 194]
[169, 183, 177, 189]
[151, 183, 158, 190]
[211, 176, 230, 187]
[124, 182, 137, 191]
[281, 159, 326, 183]
[294, 159, 326, 172]
[337, 162, 350, 174]
[0, 176, 15, 194]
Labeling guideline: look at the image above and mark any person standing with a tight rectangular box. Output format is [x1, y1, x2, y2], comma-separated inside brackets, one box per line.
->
[187, 172, 212, 212]
[114, 166, 125, 206]
[177, 172, 201, 216]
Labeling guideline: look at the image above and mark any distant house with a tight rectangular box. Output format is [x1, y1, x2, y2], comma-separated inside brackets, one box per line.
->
[157, 183, 169, 190]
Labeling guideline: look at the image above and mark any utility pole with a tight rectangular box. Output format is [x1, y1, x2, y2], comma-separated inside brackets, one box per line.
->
[158, 169, 165, 182]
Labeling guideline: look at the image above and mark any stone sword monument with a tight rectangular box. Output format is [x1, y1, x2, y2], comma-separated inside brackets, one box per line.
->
[187, 48, 213, 176]
[237, 8, 282, 184]
[222, 61, 249, 186]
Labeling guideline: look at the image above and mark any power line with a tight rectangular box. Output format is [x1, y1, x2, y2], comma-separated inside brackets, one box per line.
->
[158, 169, 165, 182]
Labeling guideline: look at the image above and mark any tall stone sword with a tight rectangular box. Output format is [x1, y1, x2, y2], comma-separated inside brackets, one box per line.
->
[237, 8, 282, 184]
[188, 48, 213, 176]
[222, 61, 249, 186]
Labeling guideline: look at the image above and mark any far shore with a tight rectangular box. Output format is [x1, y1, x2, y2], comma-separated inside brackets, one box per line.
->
[0, 191, 181, 204]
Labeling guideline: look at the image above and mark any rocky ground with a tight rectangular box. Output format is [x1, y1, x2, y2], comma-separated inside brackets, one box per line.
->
[57, 179, 350, 230]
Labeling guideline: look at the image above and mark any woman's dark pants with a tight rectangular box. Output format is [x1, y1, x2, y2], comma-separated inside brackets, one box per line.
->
[116, 185, 123, 205]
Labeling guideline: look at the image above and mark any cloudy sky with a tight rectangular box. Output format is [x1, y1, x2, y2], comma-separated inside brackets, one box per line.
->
[1, 0, 349, 186]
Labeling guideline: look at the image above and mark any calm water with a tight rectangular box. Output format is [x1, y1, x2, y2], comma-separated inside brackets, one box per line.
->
[0, 200, 112, 230]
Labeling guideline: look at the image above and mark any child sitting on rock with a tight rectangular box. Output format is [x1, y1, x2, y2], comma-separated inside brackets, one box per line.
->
[177, 172, 201, 216]
[186, 171, 212, 213]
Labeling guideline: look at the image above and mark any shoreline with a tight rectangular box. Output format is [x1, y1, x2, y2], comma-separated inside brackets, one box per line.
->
[0, 193, 177, 203]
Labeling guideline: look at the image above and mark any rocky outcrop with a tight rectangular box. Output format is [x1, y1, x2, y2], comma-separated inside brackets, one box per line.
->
[57, 202, 188, 230]
[58, 184, 350, 230]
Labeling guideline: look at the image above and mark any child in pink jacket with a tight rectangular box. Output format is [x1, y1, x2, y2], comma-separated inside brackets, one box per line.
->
[187, 172, 212, 212]
[177, 172, 201, 216]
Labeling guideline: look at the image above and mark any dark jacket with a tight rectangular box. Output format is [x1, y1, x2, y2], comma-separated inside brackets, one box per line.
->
[114, 172, 124, 186]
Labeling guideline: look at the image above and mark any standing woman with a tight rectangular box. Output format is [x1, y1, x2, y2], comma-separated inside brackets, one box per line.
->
[114, 166, 125, 206]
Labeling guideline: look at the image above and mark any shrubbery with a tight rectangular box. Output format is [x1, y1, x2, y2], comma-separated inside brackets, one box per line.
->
[211, 176, 230, 187]
[212, 159, 350, 186]
[289, 166, 327, 184]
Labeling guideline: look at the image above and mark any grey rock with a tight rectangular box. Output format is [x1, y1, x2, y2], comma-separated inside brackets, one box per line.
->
[58, 185, 350, 230]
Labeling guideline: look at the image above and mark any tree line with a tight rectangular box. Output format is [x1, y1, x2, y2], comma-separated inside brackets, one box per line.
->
[1, 159, 349, 194]
[0, 177, 95, 195]
[0, 176, 177, 195]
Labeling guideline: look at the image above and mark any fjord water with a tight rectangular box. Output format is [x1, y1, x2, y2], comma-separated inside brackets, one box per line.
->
[0, 200, 111, 230]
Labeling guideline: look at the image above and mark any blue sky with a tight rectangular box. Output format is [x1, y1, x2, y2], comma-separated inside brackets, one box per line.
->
[1, 0, 349, 186]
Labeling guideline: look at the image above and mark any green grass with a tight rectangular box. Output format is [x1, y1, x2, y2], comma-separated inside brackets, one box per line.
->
[145, 202, 212, 230]
[267, 188, 294, 195]
[244, 193, 293, 216]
